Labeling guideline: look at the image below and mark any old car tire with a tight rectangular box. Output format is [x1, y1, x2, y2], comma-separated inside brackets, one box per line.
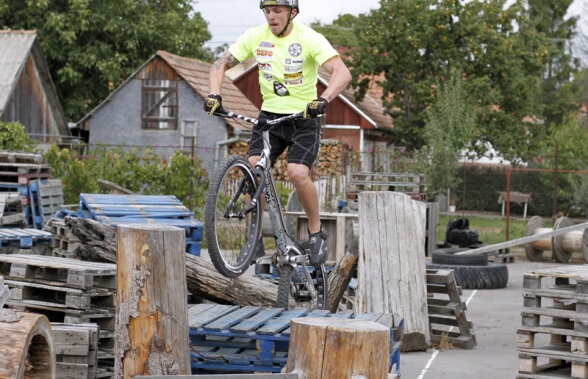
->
[426, 262, 508, 289]
[431, 247, 488, 266]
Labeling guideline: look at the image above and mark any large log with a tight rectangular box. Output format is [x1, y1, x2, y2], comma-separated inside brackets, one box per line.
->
[356, 192, 430, 351]
[114, 225, 190, 378]
[65, 217, 279, 306]
[0, 310, 55, 379]
[327, 252, 358, 313]
[285, 317, 390, 378]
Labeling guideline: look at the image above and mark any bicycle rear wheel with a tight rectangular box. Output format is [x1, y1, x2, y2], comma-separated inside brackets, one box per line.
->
[204, 155, 262, 277]
[277, 263, 328, 310]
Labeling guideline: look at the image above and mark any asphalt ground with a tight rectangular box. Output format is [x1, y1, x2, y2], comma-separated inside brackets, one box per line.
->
[401, 255, 568, 379]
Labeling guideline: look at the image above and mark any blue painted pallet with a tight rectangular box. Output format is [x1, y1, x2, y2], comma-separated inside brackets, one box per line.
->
[0, 228, 52, 248]
[78, 194, 203, 255]
[188, 303, 403, 374]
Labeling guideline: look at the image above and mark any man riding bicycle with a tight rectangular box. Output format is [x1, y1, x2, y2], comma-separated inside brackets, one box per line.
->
[204, 0, 352, 267]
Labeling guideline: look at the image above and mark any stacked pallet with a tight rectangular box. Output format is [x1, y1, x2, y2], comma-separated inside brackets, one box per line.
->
[28, 179, 64, 228]
[52, 323, 99, 379]
[0, 228, 52, 254]
[0, 254, 116, 378]
[518, 266, 588, 378]
[427, 268, 476, 349]
[188, 303, 403, 376]
[0, 151, 50, 185]
[78, 193, 203, 256]
[47, 218, 81, 258]
[0, 275, 9, 308]
[0, 193, 27, 227]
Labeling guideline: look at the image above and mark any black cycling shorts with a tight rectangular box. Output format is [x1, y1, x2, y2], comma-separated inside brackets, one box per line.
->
[248, 111, 322, 169]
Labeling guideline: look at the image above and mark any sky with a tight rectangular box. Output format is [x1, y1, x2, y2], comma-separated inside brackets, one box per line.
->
[193, 0, 381, 50]
[194, 0, 586, 54]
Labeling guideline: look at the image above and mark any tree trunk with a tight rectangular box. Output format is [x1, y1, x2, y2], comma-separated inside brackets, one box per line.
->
[114, 224, 190, 378]
[356, 192, 430, 351]
[285, 317, 390, 378]
[65, 217, 279, 306]
[327, 252, 358, 313]
[0, 310, 55, 379]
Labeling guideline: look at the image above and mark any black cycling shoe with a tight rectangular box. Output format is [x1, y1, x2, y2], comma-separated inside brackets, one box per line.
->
[251, 237, 265, 264]
[308, 225, 328, 266]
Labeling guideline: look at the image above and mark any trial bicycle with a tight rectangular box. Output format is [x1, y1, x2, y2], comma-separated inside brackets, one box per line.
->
[204, 109, 328, 310]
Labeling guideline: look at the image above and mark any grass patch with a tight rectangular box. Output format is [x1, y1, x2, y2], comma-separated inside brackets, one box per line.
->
[436, 215, 553, 246]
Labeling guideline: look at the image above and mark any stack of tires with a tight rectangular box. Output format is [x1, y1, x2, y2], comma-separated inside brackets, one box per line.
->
[426, 247, 509, 289]
[444, 218, 481, 247]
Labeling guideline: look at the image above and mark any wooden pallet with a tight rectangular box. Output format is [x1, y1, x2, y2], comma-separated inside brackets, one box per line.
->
[0, 254, 116, 289]
[78, 193, 203, 256]
[48, 219, 82, 258]
[5, 279, 115, 311]
[52, 323, 99, 379]
[0, 275, 9, 308]
[0, 228, 52, 254]
[188, 303, 403, 375]
[29, 179, 64, 228]
[518, 266, 588, 378]
[0, 193, 27, 227]
[427, 268, 477, 349]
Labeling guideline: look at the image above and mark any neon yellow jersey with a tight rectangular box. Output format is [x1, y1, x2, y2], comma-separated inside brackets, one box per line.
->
[229, 21, 339, 114]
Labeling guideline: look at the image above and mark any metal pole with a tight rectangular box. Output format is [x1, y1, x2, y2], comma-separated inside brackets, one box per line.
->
[506, 168, 511, 241]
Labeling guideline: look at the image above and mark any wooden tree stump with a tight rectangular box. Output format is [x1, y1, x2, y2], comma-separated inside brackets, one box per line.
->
[285, 317, 390, 378]
[356, 191, 430, 351]
[114, 224, 190, 378]
[0, 309, 55, 379]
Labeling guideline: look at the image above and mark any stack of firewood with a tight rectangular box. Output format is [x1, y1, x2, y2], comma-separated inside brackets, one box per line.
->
[228, 139, 349, 181]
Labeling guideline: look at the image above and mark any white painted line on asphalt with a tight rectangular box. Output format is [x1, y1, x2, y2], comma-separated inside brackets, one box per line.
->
[417, 289, 478, 378]
[417, 349, 439, 379]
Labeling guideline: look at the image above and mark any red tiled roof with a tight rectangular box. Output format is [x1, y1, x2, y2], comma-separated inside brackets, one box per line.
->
[157, 51, 260, 130]
[318, 67, 393, 131]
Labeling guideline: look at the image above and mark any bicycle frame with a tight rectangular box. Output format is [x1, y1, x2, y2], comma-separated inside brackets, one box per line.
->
[217, 110, 318, 298]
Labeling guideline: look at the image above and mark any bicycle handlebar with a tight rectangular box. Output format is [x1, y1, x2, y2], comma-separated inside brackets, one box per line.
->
[213, 110, 305, 127]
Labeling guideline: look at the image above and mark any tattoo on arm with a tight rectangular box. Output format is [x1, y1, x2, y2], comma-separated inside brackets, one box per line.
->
[212, 51, 239, 71]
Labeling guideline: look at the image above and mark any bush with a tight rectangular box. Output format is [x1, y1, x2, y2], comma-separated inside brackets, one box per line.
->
[45, 144, 209, 219]
[0, 121, 35, 151]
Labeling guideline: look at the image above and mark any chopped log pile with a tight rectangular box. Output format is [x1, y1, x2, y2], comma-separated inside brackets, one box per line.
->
[228, 139, 350, 181]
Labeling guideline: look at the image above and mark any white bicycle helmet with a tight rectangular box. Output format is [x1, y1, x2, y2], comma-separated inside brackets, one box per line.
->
[259, 0, 299, 13]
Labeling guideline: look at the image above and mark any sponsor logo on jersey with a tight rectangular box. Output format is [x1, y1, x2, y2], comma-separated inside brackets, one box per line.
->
[285, 58, 304, 65]
[285, 79, 303, 86]
[262, 73, 274, 81]
[258, 62, 272, 72]
[284, 72, 302, 80]
[288, 43, 302, 57]
[259, 41, 275, 48]
[284, 65, 302, 73]
[256, 49, 273, 58]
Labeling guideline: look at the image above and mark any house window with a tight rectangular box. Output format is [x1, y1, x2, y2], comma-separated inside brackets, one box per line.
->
[141, 79, 178, 130]
[181, 119, 199, 153]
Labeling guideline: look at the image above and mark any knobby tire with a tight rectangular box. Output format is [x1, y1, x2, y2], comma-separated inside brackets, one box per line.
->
[204, 155, 261, 278]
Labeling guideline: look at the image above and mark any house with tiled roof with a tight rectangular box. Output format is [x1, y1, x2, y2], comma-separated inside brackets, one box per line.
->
[230, 59, 395, 154]
[0, 30, 70, 144]
[76, 50, 260, 174]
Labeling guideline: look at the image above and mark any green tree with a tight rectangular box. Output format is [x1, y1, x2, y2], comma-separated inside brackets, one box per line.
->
[423, 70, 478, 197]
[0, 0, 213, 121]
[0, 121, 36, 151]
[311, 14, 361, 48]
[349, 0, 547, 155]
[528, 0, 581, 133]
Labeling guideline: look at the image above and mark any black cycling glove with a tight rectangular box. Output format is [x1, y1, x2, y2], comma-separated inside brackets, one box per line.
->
[204, 94, 224, 115]
[304, 97, 328, 118]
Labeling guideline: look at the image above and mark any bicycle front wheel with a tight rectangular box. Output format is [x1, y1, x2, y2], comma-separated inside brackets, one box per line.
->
[204, 155, 262, 277]
[277, 263, 328, 310]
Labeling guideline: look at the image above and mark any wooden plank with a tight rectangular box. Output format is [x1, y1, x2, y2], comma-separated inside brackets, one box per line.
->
[204, 306, 262, 332]
[257, 309, 308, 335]
[456, 221, 588, 256]
[356, 191, 429, 351]
[136, 375, 298, 379]
[188, 304, 240, 329]
[230, 308, 284, 333]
